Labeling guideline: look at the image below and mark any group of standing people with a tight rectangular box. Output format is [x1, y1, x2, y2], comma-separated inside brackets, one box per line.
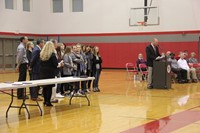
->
[16, 36, 102, 106]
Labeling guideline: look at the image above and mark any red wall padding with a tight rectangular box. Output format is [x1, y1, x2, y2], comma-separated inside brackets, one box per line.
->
[66, 42, 198, 68]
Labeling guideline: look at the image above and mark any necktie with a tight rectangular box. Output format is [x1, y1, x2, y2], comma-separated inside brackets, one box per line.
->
[153, 46, 156, 54]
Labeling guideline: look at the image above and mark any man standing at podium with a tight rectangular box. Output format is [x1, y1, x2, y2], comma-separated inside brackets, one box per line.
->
[146, 38, 161, 89]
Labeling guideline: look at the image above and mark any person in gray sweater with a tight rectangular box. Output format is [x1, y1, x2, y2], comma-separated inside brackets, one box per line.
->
[63, 46, 74, 94]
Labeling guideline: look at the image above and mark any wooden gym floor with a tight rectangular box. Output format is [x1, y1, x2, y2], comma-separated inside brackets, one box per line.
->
[1, 69, 200, 133]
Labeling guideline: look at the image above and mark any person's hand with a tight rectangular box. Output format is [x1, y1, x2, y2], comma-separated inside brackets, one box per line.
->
[15, 67, 19, 72]
[156, 56, 161, 60]
[60, 62, 64, 67]
[28, 66, 32, 71]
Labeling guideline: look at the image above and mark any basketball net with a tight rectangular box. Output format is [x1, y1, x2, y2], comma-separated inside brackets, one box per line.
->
[137, 22, 147, 31]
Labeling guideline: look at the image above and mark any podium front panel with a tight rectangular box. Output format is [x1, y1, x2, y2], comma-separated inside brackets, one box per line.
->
[153, 61, 171, 89]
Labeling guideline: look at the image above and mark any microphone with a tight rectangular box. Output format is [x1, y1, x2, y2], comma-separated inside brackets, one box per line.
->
[157, 45, 163, 51]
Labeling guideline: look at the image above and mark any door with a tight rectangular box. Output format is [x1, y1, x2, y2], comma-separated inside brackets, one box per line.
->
[0, 39, 3, 70]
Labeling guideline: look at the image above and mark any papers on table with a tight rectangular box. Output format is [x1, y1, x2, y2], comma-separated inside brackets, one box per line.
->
[12, 82, 23, 85]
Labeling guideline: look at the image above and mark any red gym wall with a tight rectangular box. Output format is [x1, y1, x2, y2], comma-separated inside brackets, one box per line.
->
[66, 42, 198, 68]
[0, 31, 199, 69]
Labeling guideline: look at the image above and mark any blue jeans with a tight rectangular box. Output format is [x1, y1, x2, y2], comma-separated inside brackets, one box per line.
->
[93, 69, 101, 88]
[73, 70, 81, 92]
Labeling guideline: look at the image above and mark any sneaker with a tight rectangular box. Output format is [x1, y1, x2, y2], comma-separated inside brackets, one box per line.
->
[31, 97, 43, 101]
[56, 93, 64, 98]
[76, 91, 84, 96]
[86, 89, 90, 93]
[93, 87, 98, 92]
[51, 99, 58, 103]
[96, 88, 100, 92]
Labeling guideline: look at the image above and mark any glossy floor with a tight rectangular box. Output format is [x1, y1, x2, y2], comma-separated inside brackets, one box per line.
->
[0, 70, 200, 133]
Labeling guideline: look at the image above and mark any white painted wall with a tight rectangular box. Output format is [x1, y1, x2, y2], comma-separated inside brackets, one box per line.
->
[0, 0, 41, 34]
[0, 0, 199, 34]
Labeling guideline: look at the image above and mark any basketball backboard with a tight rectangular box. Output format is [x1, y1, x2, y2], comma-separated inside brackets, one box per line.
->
[129, 6, 160, 26]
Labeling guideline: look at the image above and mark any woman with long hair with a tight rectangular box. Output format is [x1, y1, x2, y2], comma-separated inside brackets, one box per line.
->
[26, 41, 34, 80]
[63, 46, 74, 95]
[40, 41, 58, 106]
[92, 46, 102, 92]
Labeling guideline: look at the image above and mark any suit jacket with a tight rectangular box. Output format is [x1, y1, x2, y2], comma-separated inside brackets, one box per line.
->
[146, 44, 160, 67]
[30, 46, 41, 74]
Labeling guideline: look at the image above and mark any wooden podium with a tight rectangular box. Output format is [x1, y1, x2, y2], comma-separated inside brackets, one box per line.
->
[153, 61, 171, 89]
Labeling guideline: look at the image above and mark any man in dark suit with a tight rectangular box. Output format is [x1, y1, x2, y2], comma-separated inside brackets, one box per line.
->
[30, 39, 44, 101]
[146, 38, 161, 89]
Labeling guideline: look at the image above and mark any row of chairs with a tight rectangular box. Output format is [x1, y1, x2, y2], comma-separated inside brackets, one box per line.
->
[126, 63, 148, 80]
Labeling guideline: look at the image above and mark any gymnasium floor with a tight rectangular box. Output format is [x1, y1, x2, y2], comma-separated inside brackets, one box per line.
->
[0, 69, 200, 133]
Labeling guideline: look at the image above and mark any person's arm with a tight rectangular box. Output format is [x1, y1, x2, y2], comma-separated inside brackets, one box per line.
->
[156, 46, 161, 57]
[16, 46, 24, 69]
[51, 53, 58, 68]
[146, 47, 157, 61]
[26, 50, 31, 66]
[136, 59, 139, 68]
[71, 53, 84, 64]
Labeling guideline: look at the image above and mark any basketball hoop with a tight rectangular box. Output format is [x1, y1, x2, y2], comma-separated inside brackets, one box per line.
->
[136, 21, 147, 31]
[137, 21, 147, 26]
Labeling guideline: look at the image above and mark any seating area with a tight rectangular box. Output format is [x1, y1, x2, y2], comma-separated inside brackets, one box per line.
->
[126, 62, 148, 81]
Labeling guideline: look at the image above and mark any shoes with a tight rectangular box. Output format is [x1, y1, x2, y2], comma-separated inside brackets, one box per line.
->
[76, 91, 84, 96]
[56, 93, 65, 98]
[93, 87, 100, 92]
[86, 89, 90, 93]
[192, 79, 198, 83]
[31, 97, 43, 101]
[43, 102, 53, 107]
[18, 95, 29, 100]
[51, 99, 58, 103]
[97, 88, 100, 92]
[147, 86, 153, 89]
[178, 80, 185, 84]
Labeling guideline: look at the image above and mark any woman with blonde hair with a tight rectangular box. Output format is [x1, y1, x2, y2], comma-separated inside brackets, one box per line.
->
[40, 41, 58, 106]
[92, 46, 102, 92]
[26, 41, 34, 79]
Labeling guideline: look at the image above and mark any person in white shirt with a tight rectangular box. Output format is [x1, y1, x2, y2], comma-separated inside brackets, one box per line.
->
[177, 53, 198, 82]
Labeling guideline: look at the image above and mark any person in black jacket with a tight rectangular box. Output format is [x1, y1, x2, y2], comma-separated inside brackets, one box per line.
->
[146, 38, 161, 89]
[40, 41, 58, 106]
[92, 46, 102, 92]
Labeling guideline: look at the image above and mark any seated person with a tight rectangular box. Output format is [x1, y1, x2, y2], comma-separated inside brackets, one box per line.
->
[168, 53, 187, 83]
[177, 53, 198, 83]
[136, 53, 147, 80]
[183, 50, 189, 63]
[188, 52, 198, 64]
[166, 51, 171, 60]
[175, 51, 183, 60]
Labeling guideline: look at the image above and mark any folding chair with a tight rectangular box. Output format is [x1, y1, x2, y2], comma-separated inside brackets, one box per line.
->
[125, 63, 138, 80]
[171, 71, 177, 83]
[139, 64, 148, 80]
